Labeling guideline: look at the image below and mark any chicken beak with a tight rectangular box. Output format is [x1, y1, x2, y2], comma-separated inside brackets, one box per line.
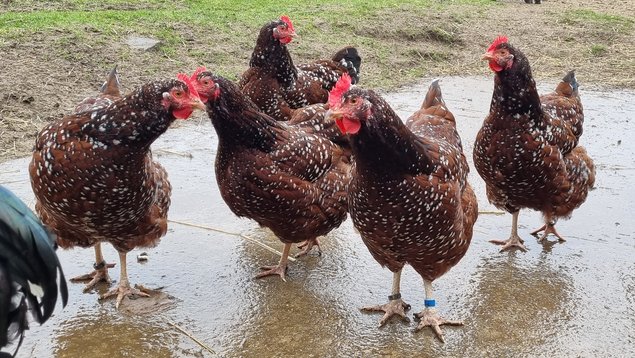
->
[191, 98, 206, 111]
[326, 108, 360, 134]
[325, 108, 342, 122]
[482, 51, 495, 61]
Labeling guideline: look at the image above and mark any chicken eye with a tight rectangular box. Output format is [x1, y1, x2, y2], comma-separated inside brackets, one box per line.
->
[350, 98, 358, 104]
[174, 90, 184, 98]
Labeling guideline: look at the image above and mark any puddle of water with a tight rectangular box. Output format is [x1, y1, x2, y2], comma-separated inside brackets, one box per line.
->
[1, 76, 634, 357]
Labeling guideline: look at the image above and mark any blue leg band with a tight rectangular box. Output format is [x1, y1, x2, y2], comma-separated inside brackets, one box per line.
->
[424, 299, 436, 307]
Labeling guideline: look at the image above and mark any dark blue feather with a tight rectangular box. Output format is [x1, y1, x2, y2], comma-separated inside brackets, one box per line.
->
[0, 186, 68, 355]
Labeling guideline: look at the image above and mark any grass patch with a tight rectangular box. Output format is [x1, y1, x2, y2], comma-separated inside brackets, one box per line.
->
[426, 28, 461, 44]
[560, 9, 634, 32]
[590, 44, 607, 56]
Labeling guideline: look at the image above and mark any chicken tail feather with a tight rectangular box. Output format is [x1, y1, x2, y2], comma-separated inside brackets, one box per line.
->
[100, 65, 121, 97]
[562, 70, 578, 93]
[332, 47, 361, 85]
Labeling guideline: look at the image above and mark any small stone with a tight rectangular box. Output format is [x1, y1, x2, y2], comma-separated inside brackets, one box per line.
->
[137, 252, 149, 262]
[126, 36, 161, 51]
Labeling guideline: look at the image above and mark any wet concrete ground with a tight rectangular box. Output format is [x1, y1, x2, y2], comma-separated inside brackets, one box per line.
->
[1, 76, 634, 357]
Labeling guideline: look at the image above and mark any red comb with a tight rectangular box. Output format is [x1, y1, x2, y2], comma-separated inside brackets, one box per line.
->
[328, 73, 352, 108]
[190, 66, 208, 82]
[280, 15, 295, 32]
[487, 36, 508, 52]
[177, 73, 200, 99]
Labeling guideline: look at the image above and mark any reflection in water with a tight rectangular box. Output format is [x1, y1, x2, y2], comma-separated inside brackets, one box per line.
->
[228, 227, 345, 357]
[460, 252, 574, 356]
[52, 309, 200, 358]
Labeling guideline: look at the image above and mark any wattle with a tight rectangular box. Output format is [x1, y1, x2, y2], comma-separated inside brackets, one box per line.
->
[336, 117, 361, 135]
[489, 61, 503, 72]
[279, 37, 293, 45]
[173, 107, 193, 120]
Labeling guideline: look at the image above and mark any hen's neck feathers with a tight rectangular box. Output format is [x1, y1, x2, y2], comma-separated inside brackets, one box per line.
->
[248, 22, 297, 88]
[350, 91, 434, 177]
[81, 80, 179, 148]
[208, 77, 284, 151]
[490, 47, 543, 121]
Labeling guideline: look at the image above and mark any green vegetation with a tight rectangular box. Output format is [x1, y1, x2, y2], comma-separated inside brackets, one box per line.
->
[0, 0, 496, 85]
[560, 9, 634, 32]
[590, 44, 607, 56]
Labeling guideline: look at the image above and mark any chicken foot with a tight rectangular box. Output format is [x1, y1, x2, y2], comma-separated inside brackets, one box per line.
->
[295, 237, 322, 258]
[361, 270, 411, 327]
[489, 211, 528, 252]
[70, 243, 116, 292]
[531, 219, 566, 242]
[99, 251, 150, 309]
[256, 243, 291, 281]
[414, 280, 463, 343]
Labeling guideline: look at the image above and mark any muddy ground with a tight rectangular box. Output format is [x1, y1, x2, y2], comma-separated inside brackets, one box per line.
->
[1, 0, 634, 162]
[0, 76, 633, 357]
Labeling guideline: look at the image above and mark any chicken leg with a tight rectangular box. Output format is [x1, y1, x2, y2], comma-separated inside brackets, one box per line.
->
[295, 237, 322, 258]
[489, 211, 528, 252]
[256, 243, 291, 281]
[70, 242, 116, 292]
[100, 251, 150, 309]
[414, 279, 463, 343]
[531, 217, 566, 242]
[361, 269, 411, 326]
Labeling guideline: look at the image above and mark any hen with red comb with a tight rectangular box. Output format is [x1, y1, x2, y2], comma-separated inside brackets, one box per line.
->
[191, 69, 351, 280]
[30, 74, 205, 308]
[239, 15, 362, 121]
[325, 79, 477, 342]
[474, 37, 595, 251]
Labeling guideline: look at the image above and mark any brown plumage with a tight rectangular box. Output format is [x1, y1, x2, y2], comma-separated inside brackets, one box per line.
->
[62, 66, 123, 292]
[288, 102, 352, 158]
[29, 76, 205, 308]
[327, 79, 478, 342]
[193, 70, 350, 281]
[474, 36, 595, 251]
[239, 16, 361, 121]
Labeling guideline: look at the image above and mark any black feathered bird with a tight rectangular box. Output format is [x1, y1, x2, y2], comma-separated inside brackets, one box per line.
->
[0, 186, 68, 357]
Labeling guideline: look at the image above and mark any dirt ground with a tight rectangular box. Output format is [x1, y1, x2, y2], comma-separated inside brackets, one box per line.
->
[0, 0, 633, 162]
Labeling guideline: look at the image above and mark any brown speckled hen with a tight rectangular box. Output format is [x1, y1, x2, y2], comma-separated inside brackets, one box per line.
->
[239, 15, 361, 121]
[474, 36, 595, 252]
[326, 78, 478, 342]
[29, 75, 205, 308]
[192, 68, 350, 280]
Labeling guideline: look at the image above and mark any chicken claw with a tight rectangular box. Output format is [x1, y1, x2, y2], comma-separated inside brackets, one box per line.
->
[70, 261, 116, 292]
[255, 264, 289, 281]
[490, 234, 527, 252]
[531, 222, 566, 242]
[100, 282, 151, 309]
[414, 308, 463, 343]
[361, 297, 411, 327]
[295, 238, 322, 258]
